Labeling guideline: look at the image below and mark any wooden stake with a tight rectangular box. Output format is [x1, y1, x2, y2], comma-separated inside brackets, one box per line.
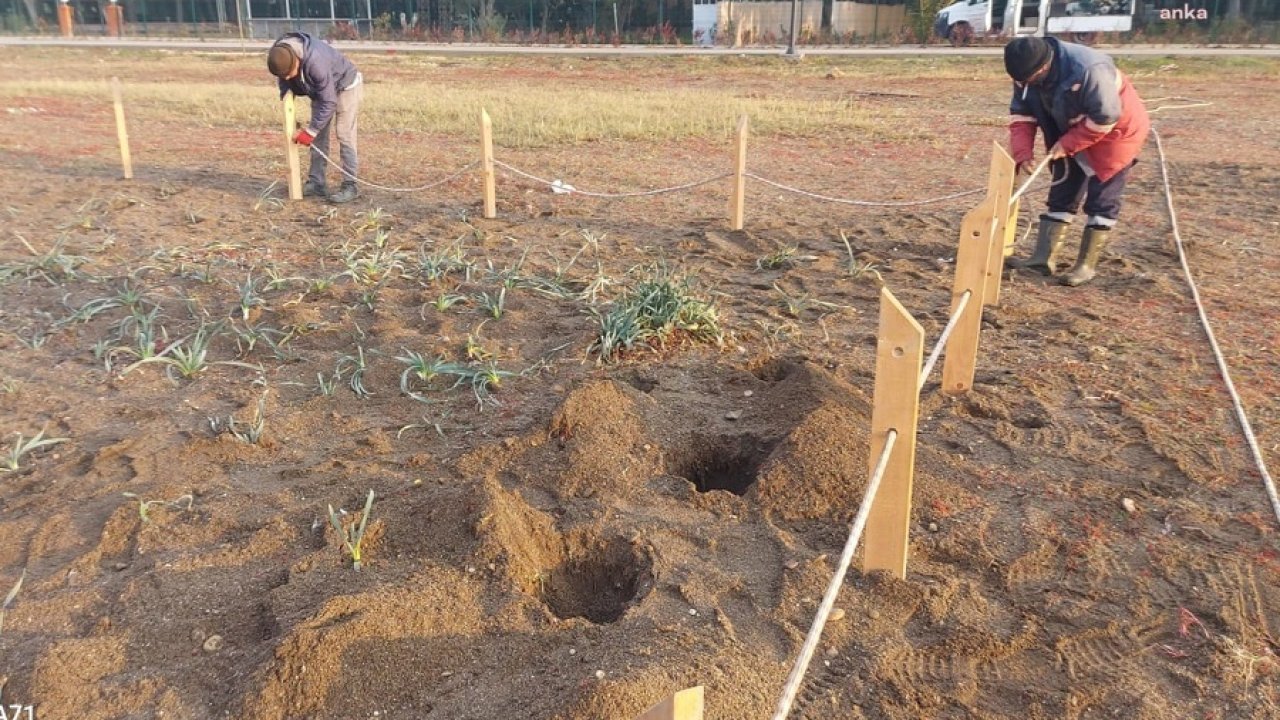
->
[1002, 199, 1021, 266]
[862, 287, 923, 579]
[941, 195, 997, 395]
[110, 77, 132, 180]
[729, 114, 748, 231]
[481, 108, 496, 219]
[637, 686, 705, 720]
[982, 142, 1016, 306]
[282, 92, 302, 201]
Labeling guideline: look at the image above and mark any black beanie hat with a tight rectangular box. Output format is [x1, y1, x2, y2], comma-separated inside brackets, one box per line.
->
[267, 44, 296, 78]
[1004, 37, 1052, 82]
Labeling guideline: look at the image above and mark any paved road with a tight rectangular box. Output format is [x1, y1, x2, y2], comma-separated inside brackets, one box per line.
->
[2, 36, 1279, 56]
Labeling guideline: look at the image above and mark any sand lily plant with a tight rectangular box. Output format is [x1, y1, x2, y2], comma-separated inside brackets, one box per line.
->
[2, 427, 68, 473]
[329, 489, 375, 571]
[396, 350, 461, 403]
[589, 264, 722, 363]
[122, 492, 194, 523]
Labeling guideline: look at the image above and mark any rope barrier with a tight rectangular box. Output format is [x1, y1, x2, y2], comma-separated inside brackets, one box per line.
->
[1009, 155, 1052, 204]
[1147, 97, 1216, 114]
[919, 289, 971, 391]
[309, 145, 479, 193]
[1151, 127, 1278, 525]
[771, 428, 898, 720]
[493, 159, 732, 198]
[745, 172, 984, 208]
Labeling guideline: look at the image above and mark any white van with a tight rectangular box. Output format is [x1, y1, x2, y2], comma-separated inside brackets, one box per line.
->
[934, 0, 1134, 44]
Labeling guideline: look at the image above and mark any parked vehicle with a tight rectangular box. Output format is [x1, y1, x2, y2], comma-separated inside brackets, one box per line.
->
[934, 0, 1134, 45]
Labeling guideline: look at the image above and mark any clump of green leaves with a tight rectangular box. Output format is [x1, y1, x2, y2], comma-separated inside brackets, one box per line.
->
[395, 350, 461, 402]
[589, 264, 723, 364]
[233, 272, 266, 321]
[475, 287, 508, 320]
[0, 235, 87, 285]
[772, 282, 844, 319]
[423, 289, 466, 314]
[337, 346, 372, 398]
[328, 489, 375, 571]
[122, 492, 194, 523]
[210, 394, 267, 444]
[756, 243, 799, 271]
[121, 321, 262, 380]
[838, 231, 885, 286]
[2, 427, 68, 473]
[416, 239, 472, 282]
[452, 361, 517, 409]
[338, 231, 410, 287]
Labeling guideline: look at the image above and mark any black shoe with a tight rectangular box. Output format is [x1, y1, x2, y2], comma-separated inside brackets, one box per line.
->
[303, 180, 327, 198]
[328, 183, 359, 204]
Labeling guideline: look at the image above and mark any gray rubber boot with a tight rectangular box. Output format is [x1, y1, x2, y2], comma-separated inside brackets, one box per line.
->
[303, 179, 327, 198]
[1006, 215, 1071, 275]
[1062, 225, 1111, 287]
[328, 182, 359, 204]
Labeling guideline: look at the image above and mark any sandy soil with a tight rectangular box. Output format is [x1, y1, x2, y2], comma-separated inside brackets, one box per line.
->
[0, 49, 1277, 720]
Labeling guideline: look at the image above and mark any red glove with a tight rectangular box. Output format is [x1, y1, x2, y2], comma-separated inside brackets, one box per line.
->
[1009, 121, 1036, 169]
[293, 128, 315, 146]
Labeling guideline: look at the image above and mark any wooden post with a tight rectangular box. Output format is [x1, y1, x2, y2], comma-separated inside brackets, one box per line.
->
[282, 92, 302, 201]
[1003, 201, 1021, 261]
[982, 142, 1016, 306]
[940, 194, 997, 395]
[862, 287, 923, 579]
[481, 108, 496, 219]
[729, 114, 748, 231]
[637, 686, 704, 720]
[57, 1, 74, 36]
[110, 78, 133, 180]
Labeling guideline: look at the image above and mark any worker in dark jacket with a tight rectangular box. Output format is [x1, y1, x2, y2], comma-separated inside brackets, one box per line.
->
[267, 33, 363, 204]
[1003, 36, 1150, 286]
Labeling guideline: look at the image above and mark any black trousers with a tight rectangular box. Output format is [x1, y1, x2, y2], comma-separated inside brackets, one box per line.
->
[1047, 157, 1135, 224]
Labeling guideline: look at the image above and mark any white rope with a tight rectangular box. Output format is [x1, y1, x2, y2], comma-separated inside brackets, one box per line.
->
[919, 289, 971, 391]
[309, 145, 478, 193]
[1146, 97, 1216, 114]
[493, 159, 732, 198]
[1151, 127, 1279, 526]
[771, 429, 899, 720]
[745, 172, 983, 208]
[1150, 103, 1214, 113]
[1009, 155, 1052, 204]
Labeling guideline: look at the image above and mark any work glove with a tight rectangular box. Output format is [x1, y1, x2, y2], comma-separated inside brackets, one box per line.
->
[1009, 121, 1036, 174]
[1015, 159, 1035, 176]
[293, 128, 315, 147]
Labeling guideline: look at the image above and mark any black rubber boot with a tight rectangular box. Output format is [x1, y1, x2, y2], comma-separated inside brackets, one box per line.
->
[1062, 225, 1111, 287]
[1006, 215, 1070, 275]
[303, 179, 327, 198]
[328, 182, 359, 204]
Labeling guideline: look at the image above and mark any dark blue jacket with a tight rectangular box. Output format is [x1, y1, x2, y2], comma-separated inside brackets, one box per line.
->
[1008, 37, 1149, 182]
[1009, 37, 1122, 146]
[274, 32, 358, 133]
